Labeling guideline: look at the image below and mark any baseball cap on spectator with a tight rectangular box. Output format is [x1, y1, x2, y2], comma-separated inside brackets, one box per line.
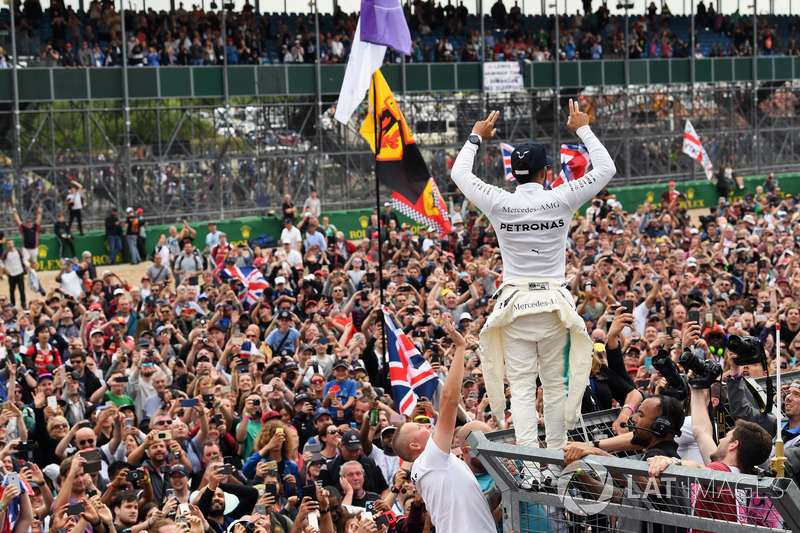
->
[144, 295, 157, 304]
[459, 312, 472, 322]
[170, 464, 189, 477]
[743, 214, 756, 225]
[341, 430, 362, 451]
[476, 297, 489, 307]
[581, 313, 596, 323]
[332, 360, 349, 371]
[126, 207, 133, 214]
[90, 329, 104, 337]
[462, 376, 477, 386]
[283, 360, 299, 371]
[313, 270, 324, 276]
[283, 218, 293, 224]
[253, 257, 267, 267]
[275, 276, 286, 285]
[669, 181, 676, 185]
[198, 293, 209, 301]
[381, 426, 397, 438]
[451, 213, 463, 225]
[294, 393, 311, 405]
[690, 227, 699, 234]
[261, 410, 281, 423]
[38, 373, 54, 383]
[702, 325, 726, 339]
[305, 300, 317, 308]
[278, 347, 294, 358]
[313, 408, 331, 421]
[510, 141, 553, 177]
[142, 275, 151, 281]
[277, 310, 291, 320]
[89, 302, 103, 311]
[208, 323, 225, 333]
[136, 337, 152, 347]
[113, 288, 125, 296]
[627, 367, 640, 375]
[626, 345, 641, 355]
[383, 202, 390, 207]
[686, 258, 698, 268]
[299, 344, 313, 353]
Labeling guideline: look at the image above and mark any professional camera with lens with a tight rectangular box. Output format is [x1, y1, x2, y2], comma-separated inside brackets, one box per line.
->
[652, 349, 689, 400]
[727, 335, 766, 367]
[678, 348, 722, 389]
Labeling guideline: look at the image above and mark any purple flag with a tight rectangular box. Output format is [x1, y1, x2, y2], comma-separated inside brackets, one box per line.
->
[360, 0, 412, 56]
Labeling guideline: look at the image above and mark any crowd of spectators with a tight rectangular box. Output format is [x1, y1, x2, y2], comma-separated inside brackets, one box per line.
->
[0, 166, 797, 531]
[1, 0, 799, 67]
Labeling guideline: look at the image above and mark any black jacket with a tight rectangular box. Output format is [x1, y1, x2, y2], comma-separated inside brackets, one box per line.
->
[105, 213, 122, 237]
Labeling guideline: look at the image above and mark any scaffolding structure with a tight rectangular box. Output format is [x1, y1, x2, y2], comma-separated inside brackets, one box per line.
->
[0, 59, 797, 233]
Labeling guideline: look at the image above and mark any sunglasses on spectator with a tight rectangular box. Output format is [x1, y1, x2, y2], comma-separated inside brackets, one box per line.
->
[355, 374, 367, 380]
[311, 379, 324, 384]
[472, 373, 482, 378]
[328, 429, 341, 435]
[155, 420, 173, 425]
[78, 439, 95, 446]
[51, 424, 68, 430]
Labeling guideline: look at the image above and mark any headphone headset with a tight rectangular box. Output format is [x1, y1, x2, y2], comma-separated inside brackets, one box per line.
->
[709, 345, 725, 357]
[624, 415, 680, 438]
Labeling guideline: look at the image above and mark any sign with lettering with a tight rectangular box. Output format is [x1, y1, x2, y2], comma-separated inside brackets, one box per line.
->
[483, 62, 524, 93]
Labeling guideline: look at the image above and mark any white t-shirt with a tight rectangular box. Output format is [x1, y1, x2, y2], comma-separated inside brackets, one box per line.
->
[60, 270, 84, 298]
[67, 190, 83, 210]
[280, 226, 303, 250]
[367, 446, 399, 489]
[410, 435, 495, 533]
[450, 126, 616, 281]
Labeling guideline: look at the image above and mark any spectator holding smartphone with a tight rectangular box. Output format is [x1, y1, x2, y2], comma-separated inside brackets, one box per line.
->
[391, 313, 496, 533]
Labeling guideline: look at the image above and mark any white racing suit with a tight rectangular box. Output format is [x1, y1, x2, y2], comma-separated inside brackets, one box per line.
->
[481, 277, 593, 449]
[450, 125, 616, 450]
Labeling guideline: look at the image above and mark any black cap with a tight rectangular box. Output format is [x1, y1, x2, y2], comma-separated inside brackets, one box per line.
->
[511, 141, 553, 178]
[277, 310, 291, 320]
[341, 430, 362, 451]
[332, 360, 349, 371]
[144, 295, 157, 304]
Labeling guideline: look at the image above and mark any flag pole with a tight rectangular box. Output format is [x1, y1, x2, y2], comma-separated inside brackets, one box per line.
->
[370, 71, 391, 391]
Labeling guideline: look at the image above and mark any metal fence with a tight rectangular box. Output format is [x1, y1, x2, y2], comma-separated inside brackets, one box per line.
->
[471, 370, 800, 532]
[467, 429, 800, 533]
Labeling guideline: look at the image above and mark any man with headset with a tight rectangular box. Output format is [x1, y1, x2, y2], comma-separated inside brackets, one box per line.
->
[564, 395, 689, 533]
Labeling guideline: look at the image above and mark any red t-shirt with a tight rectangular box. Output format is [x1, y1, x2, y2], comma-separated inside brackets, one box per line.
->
[693, 462, 737, 532]
[26, 343, 62, 375]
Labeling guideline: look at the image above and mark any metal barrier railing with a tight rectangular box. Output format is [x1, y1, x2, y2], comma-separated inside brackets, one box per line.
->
[467, 430, 800, 533]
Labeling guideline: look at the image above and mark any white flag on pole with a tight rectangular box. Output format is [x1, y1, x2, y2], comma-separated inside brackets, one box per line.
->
[333, 18, 386, 125]
[682, 120, 714, 180]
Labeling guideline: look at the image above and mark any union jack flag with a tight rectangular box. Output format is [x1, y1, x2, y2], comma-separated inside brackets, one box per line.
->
[220, 266, 269, 309]
[383, 308, 440, 416]
[551, 143, 592, 189]
[501, 142, 516, 181]
[0, 476, 33, 533]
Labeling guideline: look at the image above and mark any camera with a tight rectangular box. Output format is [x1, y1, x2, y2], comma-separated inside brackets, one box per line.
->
[652, 349, 688, 400]
[126, 470, 144, 483]
[678, 348, 722, 389]
[252, 398, 260, 406]
[70, 371, 80, 380]
[727, 335, 766, 367]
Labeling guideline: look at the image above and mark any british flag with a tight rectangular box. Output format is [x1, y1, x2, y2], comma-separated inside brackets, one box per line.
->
[220, 266, 269, 309]
[501, 142, 516, 181]
[0, 476, 34, 533]
[551, 143, 592, 189]
[383, 308, 440, 416]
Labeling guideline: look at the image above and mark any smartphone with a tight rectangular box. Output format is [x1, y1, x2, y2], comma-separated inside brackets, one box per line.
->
[86, 488, 98, 498]
[275, 428, 284, 434]
[264, 460, 278, 471]
[430, 351, 441, 364]
[261, 384, 274, 394]
[666, 326, 673, 337]
[216, 464, 233, 475]
[165, 488, 175, 500]
[156, 430, 172, 441]
[5, 473, 19, 486]
[116, 376, 129, 383]
[621, 299, 634, 314]
[178, 503, 191, 516]
[202, 393, 214, 404]
[637, 379, 650, 388]
[688, 310, 700, 324]
[237, 364, 250, 374]
[67, 502, 85, 516]
[180, 398, 199, 408]
[220, 386, 231, 394]
[375, 511, 396, 528]
[213, 413, 225, 426]
[230, 336, 244, 346]
[81, 449, 103, 474]
[644, 356, 653, 372]
[303, 485, 317, 502]
[255, 503, 268, 515]
[124, 418, 133, 429]
[390, 414, 405, 426]
[264, 483, 278, 499]
[705, 312, 713, 324]
[47, 396, 58, 410]
[468, 391, 477, 400]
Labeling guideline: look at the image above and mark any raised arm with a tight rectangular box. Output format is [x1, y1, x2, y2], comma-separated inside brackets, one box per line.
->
[432, 313, 466, 454]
